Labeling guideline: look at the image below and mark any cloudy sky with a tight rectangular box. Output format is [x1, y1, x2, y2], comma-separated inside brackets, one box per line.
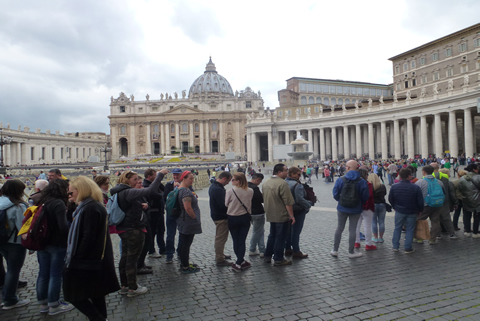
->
[1, 0, 479, 134]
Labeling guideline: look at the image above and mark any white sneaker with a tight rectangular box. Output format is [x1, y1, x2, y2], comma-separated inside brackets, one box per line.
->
[259, 253, 265, 258]
[127, 285, 148, 297]
[330, 250, 338, 257]
[2, 299, 30, 310]
[148, 252, 162, 258]
[249, 251, 260, 256]
[464, 232, 472, 237]
[348, 252, 363, 259]
[49, 301, 74, 315]
[472, 233, 480, 239]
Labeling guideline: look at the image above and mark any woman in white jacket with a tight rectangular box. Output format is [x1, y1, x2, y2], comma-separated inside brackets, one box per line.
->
[0, 180, 29, 310]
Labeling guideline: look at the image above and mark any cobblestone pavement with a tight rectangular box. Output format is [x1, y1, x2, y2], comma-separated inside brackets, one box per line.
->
[2, 168, 480, 320]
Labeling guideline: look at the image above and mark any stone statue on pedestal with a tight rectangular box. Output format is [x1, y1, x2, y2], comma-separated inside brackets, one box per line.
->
[379, 96, 384, 104]
[354, 100, 359, 109]
[433, 83, 439, 94]
[393, 91, 398, 102]
[448, 79, 453, 90]
[160, 93, 164, 100]
[368, 98, 372, 107]
[146, 94, 149, 101]
[406, 91, 411, 100]
[464, 75, 469, 86]
[420, 87, 426, 97]
[296, 109, 301, 116]
[182, 90, 186, 98]
[174, 92, 178, 100]
[130, 94, 135, 102]
[110, 96, 114, 103]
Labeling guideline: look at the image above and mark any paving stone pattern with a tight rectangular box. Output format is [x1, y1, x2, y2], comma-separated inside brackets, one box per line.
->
[2, 170, 479, 320]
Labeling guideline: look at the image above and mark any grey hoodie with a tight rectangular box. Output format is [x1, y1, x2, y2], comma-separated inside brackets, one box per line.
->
[0, 196, 27, 244]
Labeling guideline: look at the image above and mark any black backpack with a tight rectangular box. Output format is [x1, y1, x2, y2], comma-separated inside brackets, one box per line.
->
[339, 177, 361, 208]
[0, 205, 17, 244]
[303, 183, 317, 204]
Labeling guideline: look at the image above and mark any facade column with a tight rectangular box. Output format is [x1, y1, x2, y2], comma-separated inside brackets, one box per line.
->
[268, 130, 273, 162]
[464, 108, 473, 158]
[307, 129, 313, 158]
[351, 127, 356, 156]
[205, 121, 210, 153]
[174, 121, 180, 151]
[189, 121, 194, 151]
[199, 121, 204, 153]
[235, 120, 241, 155]
[319, 128, 325, 161]
[473, 116, 477, 155]
[368, 123, 374, 159]
[129, 123, 136, 156]
[363, 126, 368, 156]
[111, 125, 118, 158]
[407, 118, 414, 159]
[5, 144, 11, 166]
[343, 126, 350, 159]
[420, 116, 428, 158]
[160, 122, 165, 154]
[338, 128, 344, 157]
[16, 143, 21, 165]
[448, 111, 458, 158]
[246, 130, 252, 161]
[381, 121, 388, 159]
[219, 121, 225, 153]
[313, 130, 319, 158]
[393, 119, 400, 159]
[332, 127, 338, 160]
[165, 122, 171, 154]
[434, 114, 443, 157]
[146, 122, 152, 155]
[355, 124, 362, 157]
[376, 124, 381, 158]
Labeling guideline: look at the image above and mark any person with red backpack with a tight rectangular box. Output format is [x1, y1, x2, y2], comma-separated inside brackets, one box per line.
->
[0, 180, 29, 310]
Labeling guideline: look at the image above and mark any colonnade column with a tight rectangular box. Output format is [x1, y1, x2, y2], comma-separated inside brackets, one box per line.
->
[464, 108, 473, 158]
[381, 121, 387, 159]
[434, 114, 443, 157]
[355, 125, 362, 157]
[219, 121, 225, 153]
[331, 127, 337, 160]
[199, 121, 204, 153]
[313, 130, 319, 158]
[319, 128, 325, 160]
[407, 118, 414, 159]
[307, 129, 313, 156]
[448, 111, 458, 157]
[344, 126, 350, 159]
[338, 128, 344, 157]
[164, 122, 170, 154]
[130, 123, 136, 156]
[251, 132, 257, 162]
[174, 121, 180, 151]
[325, 130, 331, 158]
[420, 116, 428, 158]
[368, 123, 374, 159]
[160, 122, 165, 154]
[268, 131, 273, 162]
[189, 121, 194, 151]
[393, 120, 400, 159]
[146, 122, 152, 155]
[246, 131, 252, 161]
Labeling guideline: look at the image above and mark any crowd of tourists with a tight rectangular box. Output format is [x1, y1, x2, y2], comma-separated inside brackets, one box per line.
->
[1, 157, 479, 320]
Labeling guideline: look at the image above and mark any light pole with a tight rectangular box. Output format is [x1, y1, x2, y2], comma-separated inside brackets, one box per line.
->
[99, 142, 112, 172]
[0, 128, 13, 175]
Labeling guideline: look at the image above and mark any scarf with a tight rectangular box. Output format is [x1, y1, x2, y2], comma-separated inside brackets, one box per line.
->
[65, 197, 93, 268]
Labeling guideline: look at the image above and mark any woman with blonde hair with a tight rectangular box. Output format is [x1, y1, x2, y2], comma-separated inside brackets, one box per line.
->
[64, 176, 119, 321]
[368, 173, 387, 243]
[225, 172, 254, 272]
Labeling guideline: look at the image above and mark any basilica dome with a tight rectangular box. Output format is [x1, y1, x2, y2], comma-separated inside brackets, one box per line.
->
[189, 58, 234, 97]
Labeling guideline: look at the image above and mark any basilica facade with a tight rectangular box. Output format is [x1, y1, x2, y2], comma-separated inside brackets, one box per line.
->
[246, 23, 480, 162]
[108, 58, 264, 159]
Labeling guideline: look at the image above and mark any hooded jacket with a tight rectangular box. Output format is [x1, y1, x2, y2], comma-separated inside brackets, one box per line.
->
[110, 172, 165, 231]
[457, 172, 480, 212]
[0, 196, 27, 244]
[285, 177, 312, 212]
[332, 170, 370, 214]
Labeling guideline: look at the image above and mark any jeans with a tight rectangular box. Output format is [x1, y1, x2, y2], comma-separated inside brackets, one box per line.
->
[36, 245, 67, 306]
[119, 229, 145, 290]
[265, 221, 290, 262]
[453, 200, 462, 229]
[71, 297, 107, 321]
[0, 243, 26, 307]
[417, 206, 441, 242]
[165, 214, 181, 260]
[372, 203, 387, 235]
[214, 219, 229, 262]
[148, 210, 166, 255]
[249, 214, 265, 253]
[333, 211, 361, 254]
[179, 233, 195, 268]
[228, 214, 251, 265]
[463, 210, 480, 234]
[356, 210, 374, 246]
[392, 212, 417, 250]
[388, 174, 394, 185]
[285, 209, 308, 253]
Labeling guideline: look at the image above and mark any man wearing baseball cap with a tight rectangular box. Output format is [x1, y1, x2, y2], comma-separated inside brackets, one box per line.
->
[163, 168, 184, 263]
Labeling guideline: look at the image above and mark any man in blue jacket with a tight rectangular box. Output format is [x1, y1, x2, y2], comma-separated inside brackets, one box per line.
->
[389, 168, 424, 253]
[331, 160, 370, 258]
[208, 171, 233, 266]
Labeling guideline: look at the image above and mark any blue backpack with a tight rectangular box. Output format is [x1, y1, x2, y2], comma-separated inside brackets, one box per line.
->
[425, 178, 445, 207]
[165, 188, 186, 218]
[106, 192, 126, 226]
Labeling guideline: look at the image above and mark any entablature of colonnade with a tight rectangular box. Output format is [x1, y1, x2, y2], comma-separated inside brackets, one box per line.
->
[246, 86, 480, 131]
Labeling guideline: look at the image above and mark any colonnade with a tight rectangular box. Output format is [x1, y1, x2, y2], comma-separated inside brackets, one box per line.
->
[248, 107, 477, 161]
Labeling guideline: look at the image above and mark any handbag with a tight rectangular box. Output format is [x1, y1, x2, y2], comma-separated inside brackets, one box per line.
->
[231, 189, 251, 215]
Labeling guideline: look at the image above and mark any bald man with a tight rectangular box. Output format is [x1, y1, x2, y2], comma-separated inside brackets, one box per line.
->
[331, 160, 370, 258]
